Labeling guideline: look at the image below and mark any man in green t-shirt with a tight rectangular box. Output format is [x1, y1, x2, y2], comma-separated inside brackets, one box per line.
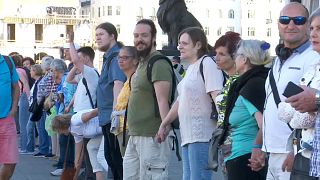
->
[123, 19, 174, 179]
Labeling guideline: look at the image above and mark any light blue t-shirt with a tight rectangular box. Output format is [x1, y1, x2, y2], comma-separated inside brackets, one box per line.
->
[225, 95, 259, 162]
[97, 44, 126, 126]
[0, 55, 19, 119]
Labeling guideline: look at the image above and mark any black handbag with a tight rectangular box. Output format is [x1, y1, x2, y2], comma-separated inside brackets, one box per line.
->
[207, 128, 225, 171]
[290, 153, 317, 180]
[29, 98, 44, 122]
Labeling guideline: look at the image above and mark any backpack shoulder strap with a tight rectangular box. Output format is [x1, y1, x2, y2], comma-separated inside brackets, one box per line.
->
[146, 54, 176, 117]
[199, 55, 208, 82]
[3, 55, 13, 77]
[146, 54, 170, 82]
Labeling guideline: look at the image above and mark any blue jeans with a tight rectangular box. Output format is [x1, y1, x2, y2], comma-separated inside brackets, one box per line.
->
[26, 119, 36, 152]
[27, 112, 51, 154]
[57, 134, 75, 169]
[19, 93, 30, 151]
[182, 142, 212, 180]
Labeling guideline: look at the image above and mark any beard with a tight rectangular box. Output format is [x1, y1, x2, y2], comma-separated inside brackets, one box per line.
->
[136, 40, 153, 59]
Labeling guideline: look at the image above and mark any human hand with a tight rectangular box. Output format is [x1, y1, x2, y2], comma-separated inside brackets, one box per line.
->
[285, 86, 317, 113]
[64, 106, 71, 114]
[156, 124, 170, 143]
[248, 148, 265, 171]
[281, 152, 294, 172]
[81, 111, 93, 123]
[8, 108, 17, 118]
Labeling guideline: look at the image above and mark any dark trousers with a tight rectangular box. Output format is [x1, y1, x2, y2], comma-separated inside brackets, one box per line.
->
[83, 138, 96, 180]
[226, 153, 267, 180]
[102, 123, 123, 180]
[57, 134, 75, 169]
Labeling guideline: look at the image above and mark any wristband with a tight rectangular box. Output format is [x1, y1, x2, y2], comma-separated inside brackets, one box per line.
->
[252, 144, 262, 149]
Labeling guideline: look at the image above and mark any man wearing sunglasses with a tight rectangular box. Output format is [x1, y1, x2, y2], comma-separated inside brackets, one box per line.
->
[262, 2, 320, 180]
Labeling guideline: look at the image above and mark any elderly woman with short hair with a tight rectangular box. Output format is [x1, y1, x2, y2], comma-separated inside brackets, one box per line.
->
[31, 56, 55, 157]
[26, 64, 43, 153]
[46, 59, 69, 160]
[224, 40, 270, 180]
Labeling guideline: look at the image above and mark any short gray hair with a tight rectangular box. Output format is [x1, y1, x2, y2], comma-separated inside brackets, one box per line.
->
[309, 7, 320, 24]
[50, 59, 67, 73]
[41, 56, 53, 71]
[237, 40, 270, 66]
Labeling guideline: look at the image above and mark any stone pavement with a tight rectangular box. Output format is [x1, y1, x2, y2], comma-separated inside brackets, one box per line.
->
[11, 130, 223, 180]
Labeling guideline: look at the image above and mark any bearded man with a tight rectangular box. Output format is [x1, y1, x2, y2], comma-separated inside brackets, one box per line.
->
[122, 19, 174, 179]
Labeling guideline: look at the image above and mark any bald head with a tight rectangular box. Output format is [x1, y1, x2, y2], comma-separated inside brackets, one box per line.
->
[280, 2, 309, 18]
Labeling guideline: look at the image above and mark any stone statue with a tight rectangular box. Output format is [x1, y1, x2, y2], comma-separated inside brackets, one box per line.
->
[157, 0, 202, 50]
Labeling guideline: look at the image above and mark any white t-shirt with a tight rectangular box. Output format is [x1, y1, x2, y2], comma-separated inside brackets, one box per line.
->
[73, 65, 99, 112]
[70, 109, 100, 143]
[263, 46, 320, 153]
[178, 55, 224, 146]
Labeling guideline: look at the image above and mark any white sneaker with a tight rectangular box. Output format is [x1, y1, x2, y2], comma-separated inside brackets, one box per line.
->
[50, 169, 63, 176]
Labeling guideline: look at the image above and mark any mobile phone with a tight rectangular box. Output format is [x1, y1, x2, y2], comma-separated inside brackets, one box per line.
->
[283, 81, 304, 98]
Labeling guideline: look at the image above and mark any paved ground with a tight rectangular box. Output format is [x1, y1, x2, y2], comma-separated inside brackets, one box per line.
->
[11, 131, 223, 180]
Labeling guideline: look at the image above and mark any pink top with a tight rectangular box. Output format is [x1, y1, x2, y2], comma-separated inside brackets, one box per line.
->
[16, 68, 30, 97]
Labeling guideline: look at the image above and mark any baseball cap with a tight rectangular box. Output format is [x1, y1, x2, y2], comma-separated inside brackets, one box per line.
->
[63, 43, 80, 50]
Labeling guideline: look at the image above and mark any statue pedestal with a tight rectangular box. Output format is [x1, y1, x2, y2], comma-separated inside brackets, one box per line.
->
[159, 49, 180, 57]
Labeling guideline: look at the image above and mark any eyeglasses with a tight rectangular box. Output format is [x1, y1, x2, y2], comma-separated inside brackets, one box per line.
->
[118, 56, 133, 61]
[279, 16, 307, 25]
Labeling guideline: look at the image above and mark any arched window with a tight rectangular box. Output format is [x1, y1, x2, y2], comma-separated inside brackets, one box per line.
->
[228, 9, 234, 19]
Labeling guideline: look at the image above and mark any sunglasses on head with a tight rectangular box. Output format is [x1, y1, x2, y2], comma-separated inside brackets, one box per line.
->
[279, 16, 307, 25]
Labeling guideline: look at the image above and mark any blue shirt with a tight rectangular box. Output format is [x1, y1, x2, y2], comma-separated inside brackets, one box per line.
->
[0, 54, 19, 119]
[97, 44, 126, 126]
[225, 95, 259, 162]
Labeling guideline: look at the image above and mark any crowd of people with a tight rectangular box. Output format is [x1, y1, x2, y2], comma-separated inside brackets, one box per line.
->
[2, 2, 320, 180]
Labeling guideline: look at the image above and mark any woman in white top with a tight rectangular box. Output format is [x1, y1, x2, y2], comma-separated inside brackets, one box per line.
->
[157, 27, 224, 180]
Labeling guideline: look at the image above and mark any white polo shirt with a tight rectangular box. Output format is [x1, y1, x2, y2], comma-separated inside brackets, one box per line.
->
[263, 44, 320, 153]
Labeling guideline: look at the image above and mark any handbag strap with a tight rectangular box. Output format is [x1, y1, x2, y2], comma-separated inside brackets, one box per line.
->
[122, 73, 134, 147]
[269, 68, 281, 107]
[82, 77, 95, 109]
[269, 67, 293, 131]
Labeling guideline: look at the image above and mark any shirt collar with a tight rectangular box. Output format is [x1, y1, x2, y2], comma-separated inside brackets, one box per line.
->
[294, 41, 311, 54]
[103, 43, 120, 60]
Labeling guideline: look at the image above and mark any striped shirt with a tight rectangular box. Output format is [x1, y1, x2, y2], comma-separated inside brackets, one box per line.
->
[310, 115, 320, 177]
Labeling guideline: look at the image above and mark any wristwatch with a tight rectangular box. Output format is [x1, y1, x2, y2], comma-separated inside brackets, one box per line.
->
[315, 90, 320, 111]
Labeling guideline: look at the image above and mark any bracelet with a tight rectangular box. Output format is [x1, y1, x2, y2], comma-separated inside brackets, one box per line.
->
[252, 144, 262, 149]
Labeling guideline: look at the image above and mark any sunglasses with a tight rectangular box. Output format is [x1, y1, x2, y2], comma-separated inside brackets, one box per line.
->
[279, 16, 307, 25]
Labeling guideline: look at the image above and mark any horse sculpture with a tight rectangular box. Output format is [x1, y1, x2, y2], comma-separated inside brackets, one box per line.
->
[157, 0, 203, 50]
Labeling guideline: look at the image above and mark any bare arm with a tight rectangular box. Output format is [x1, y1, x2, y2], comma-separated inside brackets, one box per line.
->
[81, 108, 98, 123]
[156, 100, 179, 143]
[113, 80, 124, 109]
[65, 95, 75, 114]
[248, 111, 266, 171]
[9, 82, 20, 118]
[66, 67, 79, 84]
[153, 81, 171, 121]
[68, 31, 84, 72]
